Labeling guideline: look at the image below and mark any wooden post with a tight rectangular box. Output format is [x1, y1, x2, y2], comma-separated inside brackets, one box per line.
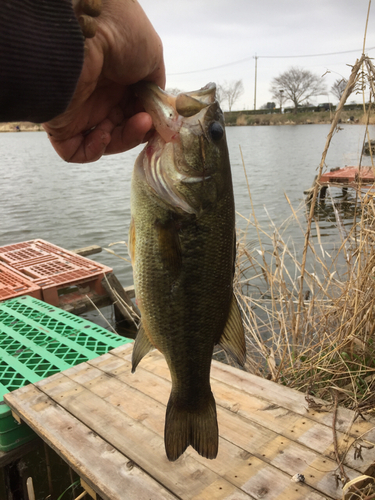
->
[80, 479, 96, 500]
[101, 273, 140, 325]
[319, 185, 328, 200]
[72, 245, 102, 257]
[26, 477, 35, 500]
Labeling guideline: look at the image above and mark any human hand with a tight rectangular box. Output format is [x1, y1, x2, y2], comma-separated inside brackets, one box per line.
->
[43, 0, 165, 163]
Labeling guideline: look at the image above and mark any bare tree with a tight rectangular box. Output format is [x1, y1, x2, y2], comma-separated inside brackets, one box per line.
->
[215, 84, 226, 107]
[219, 80, 244, 111]
[275, 89, 286, 113]
[270, 67, 326, 113]
[330, 78, 348, 101]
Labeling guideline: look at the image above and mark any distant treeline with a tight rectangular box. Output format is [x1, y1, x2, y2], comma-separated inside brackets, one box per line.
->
[224, 103, 364, 120]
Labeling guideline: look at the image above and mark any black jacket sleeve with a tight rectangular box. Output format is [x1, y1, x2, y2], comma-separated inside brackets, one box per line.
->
[0, 0, 84, 123]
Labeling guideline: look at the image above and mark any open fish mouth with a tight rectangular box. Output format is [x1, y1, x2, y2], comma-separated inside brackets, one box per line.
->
[135, 82, 216, 142]
[134, 83, 218, 214]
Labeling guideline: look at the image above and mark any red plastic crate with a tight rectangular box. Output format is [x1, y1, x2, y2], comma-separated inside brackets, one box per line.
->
[0, 263, 41, 302]
[0, 240, 112, 306]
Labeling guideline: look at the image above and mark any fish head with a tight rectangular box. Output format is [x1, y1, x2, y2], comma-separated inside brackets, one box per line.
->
[134, 82, 231, 215]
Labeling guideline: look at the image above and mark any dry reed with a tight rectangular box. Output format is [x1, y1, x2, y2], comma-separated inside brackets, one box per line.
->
[235, 54, 375, 419]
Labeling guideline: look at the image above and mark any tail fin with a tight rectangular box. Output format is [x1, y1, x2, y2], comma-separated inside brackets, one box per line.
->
[164, 391, 218, 461]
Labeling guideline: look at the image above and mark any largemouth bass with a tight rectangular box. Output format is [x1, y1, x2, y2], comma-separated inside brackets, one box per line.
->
[129, 83, 246, 461]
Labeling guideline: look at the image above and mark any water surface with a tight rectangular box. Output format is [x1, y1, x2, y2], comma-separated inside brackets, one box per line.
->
[0, 124, 373, 318]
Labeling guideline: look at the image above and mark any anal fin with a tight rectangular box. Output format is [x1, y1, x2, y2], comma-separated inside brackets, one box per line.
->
[219, 294, 246, 366]
[131, 323, 155, 373]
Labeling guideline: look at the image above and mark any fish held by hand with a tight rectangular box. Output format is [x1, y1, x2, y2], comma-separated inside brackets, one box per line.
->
[129, 82, 246, 461]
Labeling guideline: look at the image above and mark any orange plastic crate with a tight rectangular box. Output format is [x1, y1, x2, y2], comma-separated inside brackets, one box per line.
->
[0, 263, 41, 302]
[0, 240, 112, 306]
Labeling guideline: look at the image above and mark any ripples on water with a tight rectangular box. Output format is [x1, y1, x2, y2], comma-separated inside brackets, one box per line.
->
[0, 124, 373, 323]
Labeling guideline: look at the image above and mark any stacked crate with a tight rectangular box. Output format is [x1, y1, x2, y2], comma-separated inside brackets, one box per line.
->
[0, 239, 112, 306]
[0, 263, 41, 302]
[0, 295, 132, 451]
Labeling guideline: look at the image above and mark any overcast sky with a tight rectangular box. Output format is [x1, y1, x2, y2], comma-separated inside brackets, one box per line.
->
[140, 0, 375, 111]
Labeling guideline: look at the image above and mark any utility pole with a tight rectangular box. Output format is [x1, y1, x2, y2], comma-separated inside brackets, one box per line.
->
[279, 89, 284, 113]
[254, 54, 258, 111]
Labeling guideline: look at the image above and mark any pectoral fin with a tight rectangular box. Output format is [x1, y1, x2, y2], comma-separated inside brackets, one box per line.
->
[131, 323, 155, 373]
[219, 294, 246, 366]
[155, 219, 182, 276]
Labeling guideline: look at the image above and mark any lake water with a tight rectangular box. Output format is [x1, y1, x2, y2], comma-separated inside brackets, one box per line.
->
[0, 124, 374, 325]
[0, 123, 374, 498]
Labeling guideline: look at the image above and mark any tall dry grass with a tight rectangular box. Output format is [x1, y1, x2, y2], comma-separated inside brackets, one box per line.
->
[235, 53, 375, 416]
[105, 53, 375, 419]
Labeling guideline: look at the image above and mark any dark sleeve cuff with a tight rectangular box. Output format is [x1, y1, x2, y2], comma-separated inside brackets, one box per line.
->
[0, 0, 84, 123]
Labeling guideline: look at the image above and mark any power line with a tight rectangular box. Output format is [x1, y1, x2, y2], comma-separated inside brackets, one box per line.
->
[168, 56, 254, 75]
[261, 47, 375, 58]
[167, 46, 375, 76]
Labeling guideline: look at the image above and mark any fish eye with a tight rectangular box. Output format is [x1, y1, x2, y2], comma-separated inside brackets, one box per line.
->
[209, 122, 224, 141]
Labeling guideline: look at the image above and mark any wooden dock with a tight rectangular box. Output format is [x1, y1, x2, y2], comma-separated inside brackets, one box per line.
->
[304, 166, 375, 201]
[4, 343, 375, 500]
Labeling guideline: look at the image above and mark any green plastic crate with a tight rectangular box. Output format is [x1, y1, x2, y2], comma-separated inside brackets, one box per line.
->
[0, 295, 132, 451]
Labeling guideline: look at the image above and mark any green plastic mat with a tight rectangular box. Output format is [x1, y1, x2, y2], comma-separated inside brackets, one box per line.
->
[0, 295, 132, 451]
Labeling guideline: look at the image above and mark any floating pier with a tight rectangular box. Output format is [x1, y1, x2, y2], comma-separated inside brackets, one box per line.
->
[4, 343, 375, 500]
[304, 166, 375, 200]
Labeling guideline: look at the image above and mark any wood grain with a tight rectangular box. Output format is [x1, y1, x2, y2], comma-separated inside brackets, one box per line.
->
[4, 343, 375, 500]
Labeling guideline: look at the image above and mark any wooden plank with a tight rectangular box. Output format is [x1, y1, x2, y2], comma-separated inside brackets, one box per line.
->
[5, 343, 373, 500]
[86, 353, 358, 499]
[34, 371, 254, 500]
[209, 360, 375, 436]
[4, 385, 176, 500]
[81, 478, 97, 499]
[109, 347, 375, 474]
[11, 411, 22, 424]
[240, 465, 325, 500]
[71, 245, 102, 256]
[129, 347, 375, 443]
[56, 361, 332, 500]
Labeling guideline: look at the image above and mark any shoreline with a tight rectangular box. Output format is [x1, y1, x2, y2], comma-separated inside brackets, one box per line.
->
[0, 122, 43, 132]
[0, 109, 373, 133]
[224, 109, 372, 126]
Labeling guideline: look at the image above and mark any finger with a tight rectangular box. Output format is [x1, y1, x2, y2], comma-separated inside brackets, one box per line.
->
[48, 111, 152, 162]
[148, 57, 166, 90]
[49, 118, 114, 163]
[104, 112, 153, 155]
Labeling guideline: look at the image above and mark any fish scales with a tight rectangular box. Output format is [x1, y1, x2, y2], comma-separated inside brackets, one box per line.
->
[129, 82, 246, 461]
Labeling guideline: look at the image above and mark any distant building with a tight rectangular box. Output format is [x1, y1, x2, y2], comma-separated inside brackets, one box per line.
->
[316, 103, 332, 111]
